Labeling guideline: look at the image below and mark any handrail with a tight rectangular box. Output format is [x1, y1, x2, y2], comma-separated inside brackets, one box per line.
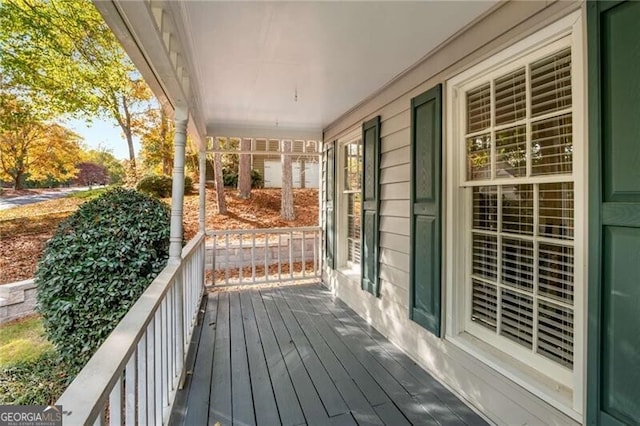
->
[56, 232, 206, 425]
[206, 225, 321, 236]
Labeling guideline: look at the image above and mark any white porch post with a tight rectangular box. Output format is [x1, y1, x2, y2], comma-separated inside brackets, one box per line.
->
[169, 110, 188, 261]
[169, 109, 188, 384]
[198, 149, 206, 233]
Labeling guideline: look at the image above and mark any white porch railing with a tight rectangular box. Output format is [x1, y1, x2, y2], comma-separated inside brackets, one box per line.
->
[207, 226, 321, 286]
[56, 232, 206, 425]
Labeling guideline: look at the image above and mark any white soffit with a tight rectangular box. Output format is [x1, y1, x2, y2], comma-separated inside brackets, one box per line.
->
[183, 1, 497, 132]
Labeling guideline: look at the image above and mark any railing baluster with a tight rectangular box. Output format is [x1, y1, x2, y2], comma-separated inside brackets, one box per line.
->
[313, 231, 320, 277]
[154, 309, 163, 422]
[109, 375, 123, 426]
[302, 231, 306, 278]
[224, 234, 229, 285]
[137, 336, 147, 426]
[146, 321, 155, 424]
[289, 230, 294, 279]
[264, 234, 269, 282]
[278, 233, 282, 281]
[162, 297, 169, 407]
[239, 234, 243, 285]
[125, 353, 136, 426]
[251, 232, 256, 282]
[169, 283, 175, 384]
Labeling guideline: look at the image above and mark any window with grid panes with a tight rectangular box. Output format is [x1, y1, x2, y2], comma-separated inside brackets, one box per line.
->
[464, 46, 575, 371]
[344, 140, 362, 265]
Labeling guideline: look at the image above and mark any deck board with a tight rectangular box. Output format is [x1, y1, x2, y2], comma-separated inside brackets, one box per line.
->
[170, 284, 488, 426]
[210, 292, 232, 425]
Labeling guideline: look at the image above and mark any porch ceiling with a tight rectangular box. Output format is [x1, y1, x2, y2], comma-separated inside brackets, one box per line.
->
[180, 1, 497, 134]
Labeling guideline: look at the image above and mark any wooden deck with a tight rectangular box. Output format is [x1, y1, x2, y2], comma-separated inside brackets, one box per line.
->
[170, 284, 488, 426]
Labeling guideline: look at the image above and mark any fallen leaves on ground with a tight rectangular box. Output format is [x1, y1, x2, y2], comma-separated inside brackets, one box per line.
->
[0, 188, 318, 284]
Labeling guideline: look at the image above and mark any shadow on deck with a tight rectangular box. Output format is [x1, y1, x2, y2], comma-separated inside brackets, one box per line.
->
[169, 284, 487, 426]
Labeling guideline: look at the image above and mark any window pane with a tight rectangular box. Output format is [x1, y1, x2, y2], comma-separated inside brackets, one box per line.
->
[538, 243, 574, 303]
[501, 184, 533, 235]
[344, 142, 362, 190]
[467, 84, 491, 133]
[537, 301, 573, 368]
[531, 114, 573, 175]
[496, 125, 527, 178]
[500, 289, 534, 349]
[539, 182, 574, 239]
[472, 234, 497, 281]
[502, 238, 534, 292]
[531, 48, 572, 117]
[347, 193, 361, 264]
[466, 134, 491, 180]
[471, 280, 498, 331]
[472, 186, 498, 231]
[495, 68, 526, 125]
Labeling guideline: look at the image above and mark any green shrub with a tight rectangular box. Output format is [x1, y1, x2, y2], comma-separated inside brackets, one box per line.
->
[136, 174, 173, 198]
[0, 350, 68, 405]
[251, 169, 264, 188]
[222, 168, 263, 188]
[222, 166, 238, 187]
[35, 188, 171, 374]
[184, 175, 193, 194]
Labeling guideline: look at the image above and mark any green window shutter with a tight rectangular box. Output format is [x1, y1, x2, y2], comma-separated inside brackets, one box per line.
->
[410, 85, 442, 336]
[361, 116, 381, 296]
[588, 2, 640, 424]
[324, 142, 336, 269]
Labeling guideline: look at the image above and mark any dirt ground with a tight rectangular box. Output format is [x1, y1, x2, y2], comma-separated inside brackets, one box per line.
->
[0, 188, 318, 284]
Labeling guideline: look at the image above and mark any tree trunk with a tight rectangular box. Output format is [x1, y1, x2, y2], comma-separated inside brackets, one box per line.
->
[13, 170, 23, 190]
[125, 130, 137, 180]
[212, 138, 227, 215]
[238, 138, 252, 199]
[281, 140, 295, 221]
[300, 157, 306, 189]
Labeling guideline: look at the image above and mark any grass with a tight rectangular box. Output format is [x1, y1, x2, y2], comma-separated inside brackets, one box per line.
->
[0, 315, 53, 367]
[67, 186, 110, 200]
[0, 316, 67, 405]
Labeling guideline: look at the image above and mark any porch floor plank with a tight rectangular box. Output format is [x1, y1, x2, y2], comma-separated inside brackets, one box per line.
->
[169, 284, 488, 426]
[239, 291, 281, 426]
[210, 292, 232, 424]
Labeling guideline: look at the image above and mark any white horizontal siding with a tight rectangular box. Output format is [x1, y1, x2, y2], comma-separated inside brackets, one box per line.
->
[379, 216, 409, 234]
[379, 232, 409, 254]
[380, 146, 410, 169]
[380, 165, 409, 185]
[381, 127, 410, 153]
[379, 248, 410, 272]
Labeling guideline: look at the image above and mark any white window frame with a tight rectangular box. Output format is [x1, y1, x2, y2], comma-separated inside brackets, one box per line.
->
[336, 129, 363, 274]
[444, 11, 585, 420]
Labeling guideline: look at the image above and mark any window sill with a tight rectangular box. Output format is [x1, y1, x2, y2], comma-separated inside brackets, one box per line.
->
[447, 332, 582, 423]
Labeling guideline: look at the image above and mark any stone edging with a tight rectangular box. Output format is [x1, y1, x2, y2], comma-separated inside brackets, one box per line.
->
[0, 279, 37, 324]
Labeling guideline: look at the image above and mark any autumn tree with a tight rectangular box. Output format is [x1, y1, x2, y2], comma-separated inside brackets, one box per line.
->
[0, 95, 81, 189]
[84, 147, 125, 185]
[73, 162, 109, 187]
[281, 140, 295, 221]
[0, 0, 152, 178]
[137, 107, 174, 176]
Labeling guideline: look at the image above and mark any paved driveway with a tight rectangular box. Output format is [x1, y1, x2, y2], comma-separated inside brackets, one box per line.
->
[0, 187, 93, 211]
